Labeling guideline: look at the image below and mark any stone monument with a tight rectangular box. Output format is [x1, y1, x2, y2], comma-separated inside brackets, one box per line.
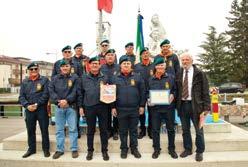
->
[147, 14, 166, 57]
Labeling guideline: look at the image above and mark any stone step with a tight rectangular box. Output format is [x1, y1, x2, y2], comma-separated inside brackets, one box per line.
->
[37, 121, 232, 136]
[3, 125, 248, 153]
[0, 149, 248, 167]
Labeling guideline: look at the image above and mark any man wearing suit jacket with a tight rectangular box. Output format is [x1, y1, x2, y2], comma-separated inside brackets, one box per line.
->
[176, 52, 210, 162]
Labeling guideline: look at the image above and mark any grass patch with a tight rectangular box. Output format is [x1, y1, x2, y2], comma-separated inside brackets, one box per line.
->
[1, 106, 22, 116]
[1, 105, 56, 117]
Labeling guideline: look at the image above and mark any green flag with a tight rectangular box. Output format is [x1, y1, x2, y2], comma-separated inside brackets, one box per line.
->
[135, 13, 144, 63]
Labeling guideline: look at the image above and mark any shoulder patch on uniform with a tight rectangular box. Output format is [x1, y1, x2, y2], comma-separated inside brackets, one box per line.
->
[165, 82, 169, 89]
[68, 80, 73, 88]
[131, 79, 135, 86]
[71, 67, 75, 74]
[150, 69, 153, 76]
[36, 83, 42, 91]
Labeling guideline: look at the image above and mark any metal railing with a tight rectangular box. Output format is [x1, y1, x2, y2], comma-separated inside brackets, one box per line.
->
[0, 103, 24, 118]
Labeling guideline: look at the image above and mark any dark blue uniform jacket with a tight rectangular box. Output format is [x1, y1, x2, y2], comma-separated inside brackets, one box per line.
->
[79, 72, 108, 108]
[19, 75, 50, 109]
[49, 73, 80, 106]
[147, 73, 177, 112]
[112, 72, 146, 111]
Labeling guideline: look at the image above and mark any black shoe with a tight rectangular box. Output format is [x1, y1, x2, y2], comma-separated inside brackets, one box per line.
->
[113, 133, 119, 140]
[72, 151, 79, 158]
[22, 150, 36, 158]
[86, 151, 93, 161]
[152, 150, 160, 159]
[64, 128, 67, 137]
[52, 151, 64, 159]
[120, 150, 128, 159]
[131, 149, 141, 158]
[148, 131, 153, 139]
[102, 151, 109, 161]
[138, 130, 146, 139]
[78, 133, 81, 139]
[43, 150, 50, 157]
[169, 150, 178, 159]
[180, 150, 192, 158]
[195, 153, 203, 162]
[108, 132, 113, 139]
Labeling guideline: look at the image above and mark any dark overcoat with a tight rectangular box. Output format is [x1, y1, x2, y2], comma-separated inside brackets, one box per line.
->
[176, 65, 210, 118]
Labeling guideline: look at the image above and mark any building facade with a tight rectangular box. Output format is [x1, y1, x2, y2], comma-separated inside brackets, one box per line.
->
[0, 55, 53, 93]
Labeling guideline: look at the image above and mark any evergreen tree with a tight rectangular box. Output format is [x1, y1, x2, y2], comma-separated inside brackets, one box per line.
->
[226, 0, 248, 85]
[198, 26, 231, 85]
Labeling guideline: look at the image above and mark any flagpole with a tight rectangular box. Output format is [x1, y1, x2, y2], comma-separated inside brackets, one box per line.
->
[98, 10, 103, 52]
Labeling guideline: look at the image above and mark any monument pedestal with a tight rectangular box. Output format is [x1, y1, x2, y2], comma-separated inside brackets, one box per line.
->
[1, 118, 248, 167]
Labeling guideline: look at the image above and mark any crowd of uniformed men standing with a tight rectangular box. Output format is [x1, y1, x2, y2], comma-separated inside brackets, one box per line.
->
[19, 38, 210, 162]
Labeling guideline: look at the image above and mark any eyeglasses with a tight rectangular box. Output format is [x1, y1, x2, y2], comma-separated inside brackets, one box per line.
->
[29, 68, 38, 71]
[101, 45, 108, 47]
[64, 51, 71, 53]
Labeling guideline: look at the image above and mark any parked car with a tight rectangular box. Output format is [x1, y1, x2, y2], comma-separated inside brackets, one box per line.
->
[218, 82, 245, 94]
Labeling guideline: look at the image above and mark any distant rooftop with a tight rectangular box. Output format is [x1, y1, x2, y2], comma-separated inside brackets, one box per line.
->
[0, 55, 53, 65]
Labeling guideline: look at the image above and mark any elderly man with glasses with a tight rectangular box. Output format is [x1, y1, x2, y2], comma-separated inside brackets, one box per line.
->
[119, 42, 136, 66]
[52, 45, 81, 78]
[19, 62, 50, 158]
[97, 39, 110, 65]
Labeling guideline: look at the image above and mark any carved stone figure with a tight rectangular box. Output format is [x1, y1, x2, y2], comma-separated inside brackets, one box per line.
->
[147, 14, 166, 57]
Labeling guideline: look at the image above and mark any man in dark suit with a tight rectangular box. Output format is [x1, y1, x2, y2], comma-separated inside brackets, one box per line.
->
[176, 52, 210, 162]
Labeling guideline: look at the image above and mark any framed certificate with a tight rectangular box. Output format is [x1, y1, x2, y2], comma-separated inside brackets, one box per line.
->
[149, 90, 170, 105]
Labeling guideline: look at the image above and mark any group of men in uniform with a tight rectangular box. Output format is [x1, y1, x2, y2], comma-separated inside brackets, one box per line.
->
[19, 39, 210, 162]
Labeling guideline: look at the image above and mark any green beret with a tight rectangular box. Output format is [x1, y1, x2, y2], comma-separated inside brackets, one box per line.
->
[119, 55, 131, 64]
[27, 62, 39, 69]
[125, 42, 134, 48]
[106, 49, 115, 54]
[160, 39, 170, 47]
[59, 59, 70, 67]
[140, 47, 149, 55]
[73, 43, 82, 49]
[100, 39, 109, 45]
[153, 57, 165, 66]
[61, 45, 71, 52]
[89, 56, 100, 63]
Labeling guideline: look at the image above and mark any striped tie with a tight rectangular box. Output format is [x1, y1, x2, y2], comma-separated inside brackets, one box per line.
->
[182, 70, 189, 99]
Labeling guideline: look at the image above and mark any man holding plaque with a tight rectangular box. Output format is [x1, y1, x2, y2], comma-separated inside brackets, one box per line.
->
[176, 52, 210, 162]
[111, 56, 146, 159]
[134, 47, 154, 139]
[79, 56, 110, 161]
[147, 57, 178, 159]
[100, 49, 120, 140]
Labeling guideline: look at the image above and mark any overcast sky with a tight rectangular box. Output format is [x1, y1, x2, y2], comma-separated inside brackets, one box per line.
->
[0, 0, 233, 62]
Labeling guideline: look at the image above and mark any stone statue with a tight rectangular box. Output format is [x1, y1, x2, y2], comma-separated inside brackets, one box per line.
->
[147, 14, 166, 57]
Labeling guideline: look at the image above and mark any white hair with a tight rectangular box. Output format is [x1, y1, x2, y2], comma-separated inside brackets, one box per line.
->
[180, 52, 194, 62]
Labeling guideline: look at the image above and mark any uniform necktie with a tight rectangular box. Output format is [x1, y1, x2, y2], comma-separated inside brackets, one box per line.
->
[182, 70, 189, 99]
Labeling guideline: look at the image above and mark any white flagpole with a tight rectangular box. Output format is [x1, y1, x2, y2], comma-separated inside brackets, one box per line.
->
[97, 10, 103, 52]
